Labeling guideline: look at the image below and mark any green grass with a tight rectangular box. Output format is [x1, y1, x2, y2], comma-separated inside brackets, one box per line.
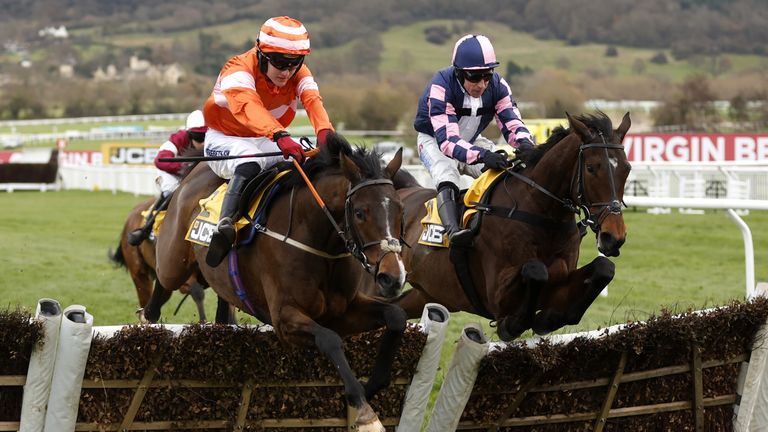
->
[2, 189, 765, 331]
[2, 190, 766, 426]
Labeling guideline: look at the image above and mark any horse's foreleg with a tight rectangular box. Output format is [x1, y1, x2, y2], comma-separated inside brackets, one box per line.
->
[392, 284, 433, 319]
[335, 295, 407, 399]
[214, 295, 236, 324]
[142, 280, 173, 323]
[497, 260, 548, 341]
[277, 305, 384, 432]
[532, 256, 615, 335]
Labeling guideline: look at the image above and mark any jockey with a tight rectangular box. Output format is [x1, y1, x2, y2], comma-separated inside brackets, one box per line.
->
[127, 110, 207, 246]
[413, 34, 534, 247]
[203, 16, 334, 267]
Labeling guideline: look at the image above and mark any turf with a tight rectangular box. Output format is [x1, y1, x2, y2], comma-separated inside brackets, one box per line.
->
[2, 189, 765, 331]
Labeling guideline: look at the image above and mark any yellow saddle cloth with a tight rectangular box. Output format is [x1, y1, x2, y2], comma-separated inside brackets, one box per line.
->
[417, 169, 505, 248]
[185, 171, 288, 247]
[139, 209, 166, 237]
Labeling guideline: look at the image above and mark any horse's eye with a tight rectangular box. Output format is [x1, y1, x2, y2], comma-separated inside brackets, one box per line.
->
[355, 209, 365, 220]
[586, 164, 596, 174]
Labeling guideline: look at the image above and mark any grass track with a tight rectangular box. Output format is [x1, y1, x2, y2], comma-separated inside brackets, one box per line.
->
[2, 189, 765, 332]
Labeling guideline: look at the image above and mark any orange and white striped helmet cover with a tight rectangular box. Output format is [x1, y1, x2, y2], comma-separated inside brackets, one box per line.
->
[258, 16, 311, 55]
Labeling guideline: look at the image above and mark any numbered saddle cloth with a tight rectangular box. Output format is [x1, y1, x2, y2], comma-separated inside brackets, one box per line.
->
[417, 169, 505, 248]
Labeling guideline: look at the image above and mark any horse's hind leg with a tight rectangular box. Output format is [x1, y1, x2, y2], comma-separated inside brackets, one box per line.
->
[186, 281, 206, 322]
[277, 305, 386, 432]
[142, 280, 173, 323]
[532, 256, 615, 335]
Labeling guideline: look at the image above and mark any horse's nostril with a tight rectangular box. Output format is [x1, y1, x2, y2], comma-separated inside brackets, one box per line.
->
[376, 273, 401, 296]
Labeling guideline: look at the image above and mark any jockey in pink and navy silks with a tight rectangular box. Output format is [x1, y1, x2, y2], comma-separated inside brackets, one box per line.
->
[414, 34, 534, 247]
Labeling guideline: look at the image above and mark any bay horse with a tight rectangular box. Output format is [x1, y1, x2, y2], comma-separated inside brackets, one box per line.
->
[148, 133, 408, 432]
[109, 197, 208, 321]
[385, 112, 631, 341]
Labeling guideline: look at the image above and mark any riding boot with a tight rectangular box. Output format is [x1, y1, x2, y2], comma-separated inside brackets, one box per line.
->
[127, 192, 172, 246]
[436, 184, 472, 247]
[206, 172, 250, 267]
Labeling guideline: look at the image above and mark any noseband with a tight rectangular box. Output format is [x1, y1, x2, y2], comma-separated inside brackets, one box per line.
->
[343, 178, 403, 275]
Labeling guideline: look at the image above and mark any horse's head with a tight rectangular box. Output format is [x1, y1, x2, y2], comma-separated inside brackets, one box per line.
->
[330, 137, 406, 298]
[566, 112, 632, 256]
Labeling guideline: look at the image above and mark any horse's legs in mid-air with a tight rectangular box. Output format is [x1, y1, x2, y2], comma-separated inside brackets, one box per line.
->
[142, 280, 173, 323]
[214, 295, 236, 324]
[336, 296, 408, 399]
[532, 256, 615, 335]
[277, 303, 398, 432]
[185, 281, 207, 322]
[497, 260, 548, 341]
[391, 283, 438, 320]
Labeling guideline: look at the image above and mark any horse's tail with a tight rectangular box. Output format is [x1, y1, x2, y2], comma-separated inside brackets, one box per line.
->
[108, 238, 126, 268]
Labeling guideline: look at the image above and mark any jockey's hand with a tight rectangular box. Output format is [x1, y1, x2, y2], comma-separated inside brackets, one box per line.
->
[275, 132, 305, 163]
[481, 150, 508, 171]
[316, 129, 331, 148]
[516, 138, 535, 152]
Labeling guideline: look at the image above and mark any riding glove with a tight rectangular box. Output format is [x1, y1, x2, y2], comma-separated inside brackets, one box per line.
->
[516, 138, 535, 152]
[481, 150, 508, 171]
[274, 131, 305, 163]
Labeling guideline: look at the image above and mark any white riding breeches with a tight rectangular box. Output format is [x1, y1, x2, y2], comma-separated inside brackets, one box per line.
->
[417, 132, 496, 189]
[157, 171, 180, 194]
[204, 128, 286, 180]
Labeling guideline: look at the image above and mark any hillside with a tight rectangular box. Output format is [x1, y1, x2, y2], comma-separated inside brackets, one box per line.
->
[1, 0, 767, 129]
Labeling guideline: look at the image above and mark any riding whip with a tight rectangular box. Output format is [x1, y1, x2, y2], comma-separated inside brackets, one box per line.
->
[158, 145, 320, 162]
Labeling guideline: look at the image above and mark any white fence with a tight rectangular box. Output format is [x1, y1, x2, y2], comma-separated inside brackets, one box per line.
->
[52, 161, 768, 201]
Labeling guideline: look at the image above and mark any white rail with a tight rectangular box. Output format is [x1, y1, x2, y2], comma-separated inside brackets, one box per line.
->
[624, 196, 767, 299]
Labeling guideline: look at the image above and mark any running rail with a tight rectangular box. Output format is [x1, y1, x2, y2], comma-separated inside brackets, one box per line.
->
[624, 196, 768, 299]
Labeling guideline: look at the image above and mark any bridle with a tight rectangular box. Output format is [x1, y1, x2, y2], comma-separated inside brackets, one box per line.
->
[343, 178, 403, 275]
[505, 131, 625, 235]
[571, 131, 626, 234]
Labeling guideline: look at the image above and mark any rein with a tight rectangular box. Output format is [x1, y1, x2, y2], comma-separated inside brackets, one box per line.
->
[497, 134, 625, 234]
[291, 159, 400, 275]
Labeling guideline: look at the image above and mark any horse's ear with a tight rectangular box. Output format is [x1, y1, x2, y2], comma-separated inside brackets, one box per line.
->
[566, 112, 591, 142]
[383, 148, 403, 180]
[615, 112, 631, 143]
[340, 152, 362, 183]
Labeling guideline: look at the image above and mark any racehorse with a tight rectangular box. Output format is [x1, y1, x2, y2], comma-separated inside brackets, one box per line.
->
[109, 197, 208, 321]
[385, 112, 631, 341]
[147, 133, 408, 431]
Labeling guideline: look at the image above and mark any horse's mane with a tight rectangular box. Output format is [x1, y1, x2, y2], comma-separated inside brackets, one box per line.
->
[280, 132, 384, 189]
[517, 111, 615, 167]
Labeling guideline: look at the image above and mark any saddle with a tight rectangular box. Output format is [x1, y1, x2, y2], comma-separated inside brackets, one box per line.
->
[417, 169, 505, 248]
[185, 168, 288, 247]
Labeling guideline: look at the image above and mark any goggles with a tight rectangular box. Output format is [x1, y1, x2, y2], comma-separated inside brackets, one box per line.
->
[462, 69, 493, 83]
[261, 51, 304, 70]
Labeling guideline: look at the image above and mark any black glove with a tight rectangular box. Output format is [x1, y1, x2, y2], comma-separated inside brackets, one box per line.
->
[481, 150, 508, 171]
[516, 139, 534, 152]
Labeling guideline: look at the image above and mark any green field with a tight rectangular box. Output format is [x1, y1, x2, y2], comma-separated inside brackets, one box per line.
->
[2, 189, 765, 332]
[2, 189, 766, 420]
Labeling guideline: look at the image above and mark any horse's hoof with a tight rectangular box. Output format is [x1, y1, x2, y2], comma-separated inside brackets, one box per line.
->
[355, 404, 384, 432]
[136, 308, 149, 324]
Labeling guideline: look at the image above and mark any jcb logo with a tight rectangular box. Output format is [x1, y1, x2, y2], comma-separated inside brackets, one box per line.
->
[420, 224, 446, 246]
[102, 144, 158, 165]
[188, 220, 216, 246]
